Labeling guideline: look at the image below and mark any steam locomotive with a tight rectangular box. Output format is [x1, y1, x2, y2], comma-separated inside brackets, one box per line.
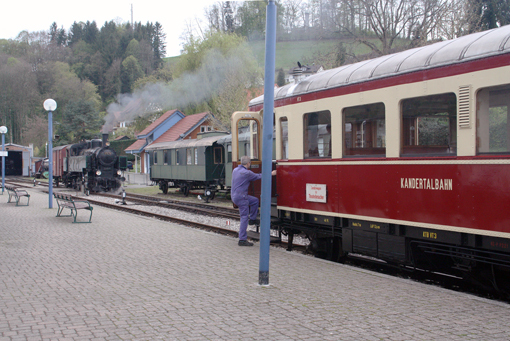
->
[53, 135, 126, 195]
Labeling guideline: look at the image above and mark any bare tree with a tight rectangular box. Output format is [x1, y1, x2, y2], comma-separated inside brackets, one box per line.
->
[335, 0, 450, 55]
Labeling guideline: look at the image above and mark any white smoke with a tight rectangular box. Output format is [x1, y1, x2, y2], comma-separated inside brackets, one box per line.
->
[103, 48, 252, 133]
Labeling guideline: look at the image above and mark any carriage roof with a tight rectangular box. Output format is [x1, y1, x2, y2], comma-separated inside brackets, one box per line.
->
[250, 25, 510, 106]
[144, 134, 228, 151]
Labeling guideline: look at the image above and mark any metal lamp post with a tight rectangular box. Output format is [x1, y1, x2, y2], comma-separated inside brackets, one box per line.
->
[0, 126, 7, 195]
[259, 0, 277, 286]
[44, 99, 57, 208]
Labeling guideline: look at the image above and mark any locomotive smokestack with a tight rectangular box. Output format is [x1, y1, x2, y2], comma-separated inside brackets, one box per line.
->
[102, 133, 109, 147]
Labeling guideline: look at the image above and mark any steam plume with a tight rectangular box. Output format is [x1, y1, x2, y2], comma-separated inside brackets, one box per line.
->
[103, 48, 251, 133]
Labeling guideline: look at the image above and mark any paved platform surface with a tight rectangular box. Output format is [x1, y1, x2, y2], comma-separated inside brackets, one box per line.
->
[1, 188, 510, 341]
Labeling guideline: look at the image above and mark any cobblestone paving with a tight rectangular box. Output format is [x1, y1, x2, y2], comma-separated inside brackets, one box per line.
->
[1, 188, 510, 340]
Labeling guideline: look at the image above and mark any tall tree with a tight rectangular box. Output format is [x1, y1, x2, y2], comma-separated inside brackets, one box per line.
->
[121, 55, 143, 93]
[58, 99, 103, 143]
[0, 57, 40, 144]
[152, 22, 167, 68]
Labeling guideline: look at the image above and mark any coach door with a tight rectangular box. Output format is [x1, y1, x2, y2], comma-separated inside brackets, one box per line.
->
[231, 111, 263, 197]
[231, 111, 263, 165]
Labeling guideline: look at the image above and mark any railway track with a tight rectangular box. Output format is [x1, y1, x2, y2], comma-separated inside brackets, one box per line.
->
[97, 191, 240, 220]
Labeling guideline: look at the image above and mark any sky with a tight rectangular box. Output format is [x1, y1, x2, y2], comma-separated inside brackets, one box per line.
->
[1, 0, 220, 57]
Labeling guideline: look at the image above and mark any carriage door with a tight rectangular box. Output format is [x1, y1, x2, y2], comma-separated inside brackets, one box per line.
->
[231, 111, 263, 198]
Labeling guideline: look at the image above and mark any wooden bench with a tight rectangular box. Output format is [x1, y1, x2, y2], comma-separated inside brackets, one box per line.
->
[53, 192, 93, 223]
[4, 185, 30, 206]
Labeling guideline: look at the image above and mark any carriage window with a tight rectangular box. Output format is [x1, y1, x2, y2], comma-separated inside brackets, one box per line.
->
[304, 111, 331, 158]
[344, 103, 385, 157]
[149, 151, 154, 165]
[477, 85, 510, 154]
[154, 151, 158, 164]
[214, 147, 223, 164]
[176, 150, 180, 165]
[280, 117, 289, 159]
[401, 93, 456, 156]
[227, 144, 232, 163]
[187, 148, 193, 165]
[164, 150, 170, 164]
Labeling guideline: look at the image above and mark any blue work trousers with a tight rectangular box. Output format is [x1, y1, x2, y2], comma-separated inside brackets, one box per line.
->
[232, 194, 259, 241]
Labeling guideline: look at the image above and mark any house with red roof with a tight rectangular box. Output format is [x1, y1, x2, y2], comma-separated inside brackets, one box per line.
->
[124, 109, 227, 173]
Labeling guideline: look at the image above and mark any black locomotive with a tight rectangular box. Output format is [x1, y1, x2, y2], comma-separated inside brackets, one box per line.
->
[53, 135, 126, 195]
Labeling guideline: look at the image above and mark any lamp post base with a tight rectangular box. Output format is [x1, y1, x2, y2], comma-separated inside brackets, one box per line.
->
[258, 271, 269, 286]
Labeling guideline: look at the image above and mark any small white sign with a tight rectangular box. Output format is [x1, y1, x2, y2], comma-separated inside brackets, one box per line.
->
[0, 151, 7, 157]
[306, 183, 327, 203]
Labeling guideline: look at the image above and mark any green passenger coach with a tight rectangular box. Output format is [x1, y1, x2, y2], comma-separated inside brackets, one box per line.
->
[146, 132, 230, 202]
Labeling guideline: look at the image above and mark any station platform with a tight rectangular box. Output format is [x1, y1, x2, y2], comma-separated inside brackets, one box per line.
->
[1, 188, 509, 340]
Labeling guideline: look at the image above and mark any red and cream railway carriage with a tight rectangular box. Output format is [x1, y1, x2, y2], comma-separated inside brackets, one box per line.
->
[235, 25, 510, 287]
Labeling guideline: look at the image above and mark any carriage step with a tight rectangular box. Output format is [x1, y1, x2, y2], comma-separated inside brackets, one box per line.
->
[247, 231, 280, 243]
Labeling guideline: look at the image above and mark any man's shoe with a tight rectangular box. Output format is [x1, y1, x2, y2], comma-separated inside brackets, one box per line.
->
[238, 240, 254, 246]
[248, 219, 260, 226]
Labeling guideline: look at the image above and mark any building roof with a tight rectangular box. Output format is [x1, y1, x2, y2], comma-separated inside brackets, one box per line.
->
[125, 139, 147, 154]
[137, 109, 183, 137]
[151, 112, 210, 144]
[4, 143, 32, 151]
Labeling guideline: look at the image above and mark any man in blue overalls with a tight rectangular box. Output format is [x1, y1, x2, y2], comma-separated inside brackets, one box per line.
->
[231, 156, 276, 246]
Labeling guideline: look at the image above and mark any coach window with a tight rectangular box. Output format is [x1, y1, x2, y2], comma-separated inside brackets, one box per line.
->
[280, 117, 288, 159]
[214, 147, 223, 164]
[187, 148, 193, 165]
[343, 103, 385, 157]
[237, 120, 259, 160]
[304, 110, 331, 158]
[401, 93, 456, 156]
[164, 150, 169, 165]
[176, 150, 180, 165]
[154, 151, 158, 164]
[477, 85, 510, 154]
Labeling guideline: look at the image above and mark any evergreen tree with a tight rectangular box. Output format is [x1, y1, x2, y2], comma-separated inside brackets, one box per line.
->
[68, 22, 83, 46]
[152, 22, 166, 68]
[59, 99, 103, 143]
[83, 21, 99, 45]
[277, 68, 286, 87]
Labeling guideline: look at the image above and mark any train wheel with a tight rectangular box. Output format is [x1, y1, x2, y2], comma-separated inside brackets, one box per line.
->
[161, 182, 168, 194]
[202, 189, 215, 203]
[183, 185, 190, 197]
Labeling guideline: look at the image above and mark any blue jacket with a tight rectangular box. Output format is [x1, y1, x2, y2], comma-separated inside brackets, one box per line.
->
[231, 165, 262, 200]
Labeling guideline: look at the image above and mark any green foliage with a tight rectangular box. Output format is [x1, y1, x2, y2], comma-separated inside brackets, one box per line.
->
[418, 117, 450, 146]
[121, 55, 143, 93]
[57, 99, 104, 144]
[171, 31, 261, 125]
[109, 138, 137, 158]
[489, 106, 508, 152]
[276, 68, 286, 86]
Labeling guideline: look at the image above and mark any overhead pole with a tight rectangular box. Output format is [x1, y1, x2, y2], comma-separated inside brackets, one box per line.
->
[259, 0, 277, 286]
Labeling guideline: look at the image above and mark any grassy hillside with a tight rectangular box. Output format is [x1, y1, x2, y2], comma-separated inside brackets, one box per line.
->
[165, 38, 377, 72]
[248, 39, 340, 70]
